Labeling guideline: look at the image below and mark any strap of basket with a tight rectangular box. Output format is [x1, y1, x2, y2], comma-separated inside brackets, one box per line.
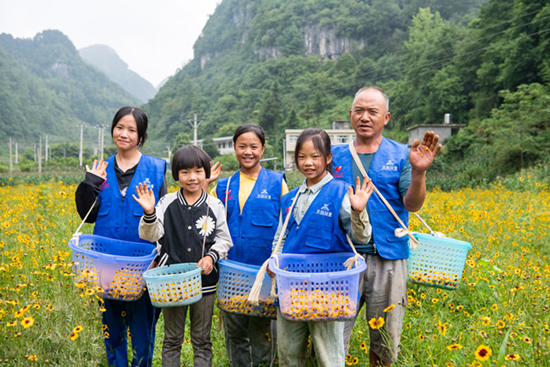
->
[71, 197, 99, 248]
[201, 194, 211, 259]
[247, 189, 300, 306]
[348, 142, 422, 250]
[221, 176, 231, 262]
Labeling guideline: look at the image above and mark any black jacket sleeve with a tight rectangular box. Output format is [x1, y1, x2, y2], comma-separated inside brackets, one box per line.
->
[75, 172, 105, 223]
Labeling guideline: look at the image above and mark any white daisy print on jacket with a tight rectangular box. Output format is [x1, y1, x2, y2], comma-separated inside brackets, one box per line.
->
[195, 215, 215, 237]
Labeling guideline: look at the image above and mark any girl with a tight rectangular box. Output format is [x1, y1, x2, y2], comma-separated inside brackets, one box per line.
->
[268, 128, 373, 367]
[75, 106, 167, 367]
[135, 145, 233, 367]
[210, 124, 288, 367]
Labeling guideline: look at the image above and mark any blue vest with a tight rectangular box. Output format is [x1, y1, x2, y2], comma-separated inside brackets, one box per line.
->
[216, 168, 284, 265]
[331, 138, 410, 259]
[93, 154, 166, 244]
[280, 179, 351, 254]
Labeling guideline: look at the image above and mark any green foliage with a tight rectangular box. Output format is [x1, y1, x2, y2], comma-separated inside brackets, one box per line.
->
[18, 158, 36, 172]
[0, 30, 139, 143]
[215, 153, 239, 171]
[202, 138, 220, 159]
[172, 132, 191, 153]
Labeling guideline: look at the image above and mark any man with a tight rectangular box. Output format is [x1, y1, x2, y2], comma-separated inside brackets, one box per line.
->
[331, 86, 441, 366]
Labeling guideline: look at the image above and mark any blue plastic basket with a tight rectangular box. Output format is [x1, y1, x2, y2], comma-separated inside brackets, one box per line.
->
[269, 252, 366, 321]
[68, 234, 156, 301]
[408, 233, 472, 290]
[217, 260, 277, 318]
[142, 263, 203, 307]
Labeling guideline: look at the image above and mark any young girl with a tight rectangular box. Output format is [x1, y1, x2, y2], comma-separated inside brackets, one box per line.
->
[75, 106, 167, 367]
[268, 128, 373, 367]
[210, 124, 288, 367]
[135, 145, 232, 367]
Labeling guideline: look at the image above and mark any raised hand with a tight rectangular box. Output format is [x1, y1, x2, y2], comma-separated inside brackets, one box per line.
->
[206, 161, 223, 185]
[132, 183, 156, 215]
[349, 176, 374, 213]
[86, 159, 108, 180]
[409, 131, 442, 172]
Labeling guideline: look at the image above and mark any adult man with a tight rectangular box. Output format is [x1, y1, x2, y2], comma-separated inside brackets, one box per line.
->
[331, 86, 441, 366]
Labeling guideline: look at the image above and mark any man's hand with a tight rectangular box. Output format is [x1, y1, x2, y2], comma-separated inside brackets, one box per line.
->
[409, 131, 442, 172]
[198, 256, 214, 275]
[266, 264, 275, 278]
[349, 176, 374, 213]
[86, 159, 108, 180]
[132, 183, 156, 215]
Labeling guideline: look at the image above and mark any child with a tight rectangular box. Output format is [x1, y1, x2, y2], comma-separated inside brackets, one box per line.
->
[210, 124, 288, 367]
[75, 106, 167, 367]
[267, 128, 373, 367]
[135, 145, 232, 367]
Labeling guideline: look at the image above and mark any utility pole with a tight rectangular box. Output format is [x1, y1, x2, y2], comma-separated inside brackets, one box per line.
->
[15, 142, 18, 164]
[45, 135, 48, 162]
[97, 124, 102, 159]
[34, 144, 36, 162]
[79, 124, 83, 168]
[187, 111, 204, 146]
[165, 145, 172, 162]
[9, 138, 12, 174]
[38, 136, 42, 173]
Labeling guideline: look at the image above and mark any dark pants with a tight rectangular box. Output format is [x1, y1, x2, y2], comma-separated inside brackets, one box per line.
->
[221, 310, 276, 367]
[162, 293, 216, 367]
[102, 291, 160, 367]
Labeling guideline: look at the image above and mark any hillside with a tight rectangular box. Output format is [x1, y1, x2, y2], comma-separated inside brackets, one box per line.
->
[0, 30, 140, 143]
[143, 0, 550, 189]
[79, 44, 157, 102]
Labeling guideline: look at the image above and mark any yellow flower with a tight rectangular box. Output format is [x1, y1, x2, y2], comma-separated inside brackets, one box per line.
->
[104, 331, 110, 338]
[121, 311, 126, 317]
[383, 304, 396, 312]
[22, 316, 34, 328]
[481, 316, 491, 326]
[27, 355, 38, 362]
[73, 325, 83, 333]
[368, 317, 385, 329]
[474, 345, 492, 361]
[491, 304, 498, 311]
[505, 353, 520, 361]
[496, 320, 505, 329]
[7, 321, 17, 327]
[446, 344, 463, 350]
[438, 321, 448, 336]
[68, 332, 79, 340]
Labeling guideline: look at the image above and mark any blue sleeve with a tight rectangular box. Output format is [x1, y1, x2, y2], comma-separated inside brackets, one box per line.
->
[399, 151, 411, 198]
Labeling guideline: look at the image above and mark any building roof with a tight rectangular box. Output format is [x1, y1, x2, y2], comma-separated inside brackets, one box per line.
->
[406, 124, 467, 131]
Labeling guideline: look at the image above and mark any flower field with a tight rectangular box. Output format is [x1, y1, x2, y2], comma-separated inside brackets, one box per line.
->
[0, 179, 549, 366]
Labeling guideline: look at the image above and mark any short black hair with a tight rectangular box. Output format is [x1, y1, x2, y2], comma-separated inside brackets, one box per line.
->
[233, 124, 266, 146]
[111, 106, 148, 148]
[294, 128, 333, 173]
[171, 145, 211, 181]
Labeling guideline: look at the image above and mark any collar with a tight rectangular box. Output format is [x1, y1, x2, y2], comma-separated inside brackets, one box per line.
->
[298, 172, 333, 194]
[178, 189, 207, 207]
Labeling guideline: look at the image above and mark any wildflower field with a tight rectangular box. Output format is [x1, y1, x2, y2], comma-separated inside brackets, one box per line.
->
[0, 178, 549, 366]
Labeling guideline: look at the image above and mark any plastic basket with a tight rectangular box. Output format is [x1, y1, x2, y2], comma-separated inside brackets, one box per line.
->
[408, 233, 472, 290]
[142, 263, 202, 307]
[269, 252, 366, 321]
[217, 260, 277, 318]
[68, 234, 156, 301]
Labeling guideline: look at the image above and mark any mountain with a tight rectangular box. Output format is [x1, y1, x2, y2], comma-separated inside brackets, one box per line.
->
[142, 0, 485, 144]
[0, 30, 140, 142]
[79, 44, 157, 102]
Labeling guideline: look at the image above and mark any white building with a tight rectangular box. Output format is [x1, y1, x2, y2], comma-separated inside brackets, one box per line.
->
[197, 136, 234, 155]
[406, 124, 466, 146]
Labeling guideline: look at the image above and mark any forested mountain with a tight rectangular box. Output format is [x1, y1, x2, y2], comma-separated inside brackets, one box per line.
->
[79, 44, 157, 102]
[144, 0, 550, 187]
[0, 30, 139, 142]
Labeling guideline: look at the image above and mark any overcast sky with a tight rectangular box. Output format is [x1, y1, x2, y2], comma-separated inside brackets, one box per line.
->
[0, 0, 219, 87]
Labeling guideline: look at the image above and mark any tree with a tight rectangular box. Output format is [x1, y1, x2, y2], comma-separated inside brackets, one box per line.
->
[201, 137, 220, 159]
[172, 132, 191, 153]
[276, 24, 305, 57]
[258, 82, 282, 134]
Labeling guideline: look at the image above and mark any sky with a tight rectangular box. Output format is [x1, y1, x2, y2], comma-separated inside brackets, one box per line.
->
[0, 0, 220, 87]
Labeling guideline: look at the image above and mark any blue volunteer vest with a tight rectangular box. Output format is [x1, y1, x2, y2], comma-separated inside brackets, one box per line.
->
[216, 168, 284, 265]
[331, 138, 410, 259]
[94, 154, 166, 243]
[280, 179, 351, 254]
